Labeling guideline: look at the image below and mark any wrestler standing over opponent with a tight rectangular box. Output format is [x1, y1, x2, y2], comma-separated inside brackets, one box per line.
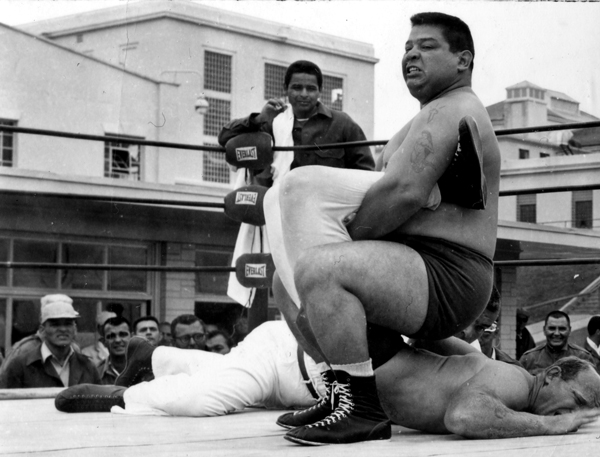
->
[271, 12, 501, 445]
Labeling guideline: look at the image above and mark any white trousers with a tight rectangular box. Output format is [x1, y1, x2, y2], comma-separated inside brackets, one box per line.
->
[119, 321, 323, 416]
[263, 166, 440, 306]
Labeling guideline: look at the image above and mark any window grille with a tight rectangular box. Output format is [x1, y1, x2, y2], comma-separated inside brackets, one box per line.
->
[518, 149, 530, 160]
[205, 51, 232, 93]
[322, 75, 344, 110]
[573, 190, 593, 229]
[204, 98, 231, 137]
[203, 147, 231, 184]
[0, 120, 15, 167]
[104, 138, 141, 180]
[264, 63, 287, 100]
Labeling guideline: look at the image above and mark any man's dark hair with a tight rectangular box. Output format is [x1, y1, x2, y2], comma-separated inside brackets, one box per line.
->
[284, 60, 323, 90]
[545, 310, 570, 327]
[208, 330, 234, 349]
[588, 316, 600, 336]
[102, 316, 131, 337]
[410, 12, 475, 71]
[551, 356, 595, 382]
[133, 315, 159, 333]
[486, 286, 501, 314]
[171, 314, 205, 337]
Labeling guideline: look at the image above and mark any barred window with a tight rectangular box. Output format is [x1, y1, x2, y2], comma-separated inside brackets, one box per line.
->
[203, 147, 230, 184]
[205, 51, 232, 93]
[204, 98, 231, 137]
[321, 75, 343, 111]
[264, 63, 287, 100]
[1, 120, 16, 167]
[517, 194, 536, 223]
[104, 137, 142, 181]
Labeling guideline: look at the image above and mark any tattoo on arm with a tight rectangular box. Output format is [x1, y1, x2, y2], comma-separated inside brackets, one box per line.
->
[411, 130, 436, 173]
[427, 106, 445, 123]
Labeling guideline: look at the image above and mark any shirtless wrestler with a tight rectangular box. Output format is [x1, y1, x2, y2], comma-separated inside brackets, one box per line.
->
[263, 12, 502, 445]
[54, 322, 600, 441]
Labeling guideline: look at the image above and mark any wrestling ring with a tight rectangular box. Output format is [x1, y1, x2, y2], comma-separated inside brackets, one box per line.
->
[1, 120, 600, 456]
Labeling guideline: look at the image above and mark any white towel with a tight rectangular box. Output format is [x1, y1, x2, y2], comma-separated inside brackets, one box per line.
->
[226, 104, 294, 307]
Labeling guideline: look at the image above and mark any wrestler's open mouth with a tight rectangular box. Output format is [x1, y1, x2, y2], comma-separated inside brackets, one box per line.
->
[407, 66, 421, 75]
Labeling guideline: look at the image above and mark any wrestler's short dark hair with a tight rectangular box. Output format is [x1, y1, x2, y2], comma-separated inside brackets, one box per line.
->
[102, 316, 131, 337]
[486, 286, 501, 314]
[545, 310, 570, 327]
[588, 316, 600, 336]
[171, 314, 205, 336]
[284, 60, 323, 90]
[133, 315, 159, 333]
[410, 12, 475, 71]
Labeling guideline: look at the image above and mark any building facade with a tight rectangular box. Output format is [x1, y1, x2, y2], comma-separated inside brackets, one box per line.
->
[0, 0, 377, 356]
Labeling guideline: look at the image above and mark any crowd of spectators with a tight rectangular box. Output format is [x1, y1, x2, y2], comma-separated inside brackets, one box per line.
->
[0, 294, 239, 389]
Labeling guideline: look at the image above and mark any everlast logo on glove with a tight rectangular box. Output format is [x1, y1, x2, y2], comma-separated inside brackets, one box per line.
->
[245, 264, 267, 278]
[235, 192, 259, 206]
[235, 146, 258, 162]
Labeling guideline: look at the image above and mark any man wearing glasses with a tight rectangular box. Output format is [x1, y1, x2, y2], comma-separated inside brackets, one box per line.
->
[98, 316, 132, 385]
[171, 314, 207, 351]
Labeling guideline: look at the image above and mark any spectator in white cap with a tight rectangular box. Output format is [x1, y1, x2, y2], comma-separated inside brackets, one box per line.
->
[0, 294, 101, 389]
[82, 310, 117, 366]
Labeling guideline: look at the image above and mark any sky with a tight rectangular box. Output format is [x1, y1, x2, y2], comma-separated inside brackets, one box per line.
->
[1, 0, 599, 139]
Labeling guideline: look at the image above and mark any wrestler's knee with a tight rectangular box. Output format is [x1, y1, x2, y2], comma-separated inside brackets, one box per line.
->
[294, 247, 338, 298]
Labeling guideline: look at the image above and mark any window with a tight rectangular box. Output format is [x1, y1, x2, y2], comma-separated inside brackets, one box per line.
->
[104, 137, 142, 180]
[203, 148, 231, 184]
[195, 249, 233, 295]
[519, 149, 530, 160]
[264, 63, 287, 100]
[322, 75, 344, 111]
[1, 119, 16, 167]
[573, 190, 593, 229]
[517, 194, 537, 223]
[0, 235, 154, 351]
[76, 34, 83, 43]
[540, 152, 550, 158]
[205, 51, 232, 93]
[203, 50, 233, 185]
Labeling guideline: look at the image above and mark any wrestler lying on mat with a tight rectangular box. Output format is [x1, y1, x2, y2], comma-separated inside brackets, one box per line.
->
[55, 320, 600, 440]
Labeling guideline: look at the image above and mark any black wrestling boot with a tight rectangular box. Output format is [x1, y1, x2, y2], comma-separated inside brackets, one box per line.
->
[284, 371, 391, 446]
[438, 115, 488, 210]
[276, 370, 336, 429]
[115, 336, 155, 387]
[55, 384, 126, 413]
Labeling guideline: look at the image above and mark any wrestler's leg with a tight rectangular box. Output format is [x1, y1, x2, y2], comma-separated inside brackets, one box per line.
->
[152, 346, 227, 378]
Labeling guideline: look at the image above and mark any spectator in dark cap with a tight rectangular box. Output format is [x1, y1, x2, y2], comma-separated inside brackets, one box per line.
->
[519, 310, 597, 375]
[515, 308, 535, 359]
[584, 315, 600, 369]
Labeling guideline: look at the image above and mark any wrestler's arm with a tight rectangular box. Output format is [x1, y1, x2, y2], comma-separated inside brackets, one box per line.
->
[444, 368, 600, 438]
[346, 98, 462, 240]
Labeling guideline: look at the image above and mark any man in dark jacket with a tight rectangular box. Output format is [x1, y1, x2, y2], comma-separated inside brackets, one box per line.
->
[0, 294, 100, 388]
[520, 310, 597, 375]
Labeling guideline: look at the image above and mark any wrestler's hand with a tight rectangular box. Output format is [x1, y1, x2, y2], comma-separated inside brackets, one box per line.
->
[545, 408, 600, 434]
[343, 211, 357, 226]
[257, 98, 287, 123]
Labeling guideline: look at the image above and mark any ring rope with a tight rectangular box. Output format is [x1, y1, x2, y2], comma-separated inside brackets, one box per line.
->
[2, 120, 600, 153]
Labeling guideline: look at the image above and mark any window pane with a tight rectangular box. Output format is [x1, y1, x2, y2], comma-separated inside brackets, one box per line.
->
[13, 240, 58, 288]
[61, 243, 104, 290]
[195, 250, 232, 295]
[104, 140, 141, 181]
[264, 63, 287, 100]
[0, 120, 15, 167]
[575, 201, 592, 229]
[204, 98, 231, 137]
[205, 51, 232, 93]
[0, 238, 8, 286]
[12, 299, 40, 344]
[107, 246, 148, 292]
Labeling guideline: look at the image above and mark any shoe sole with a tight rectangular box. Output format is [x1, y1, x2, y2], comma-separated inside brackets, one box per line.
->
[284, 434, 391, 446]
[275, 420, 296, 430]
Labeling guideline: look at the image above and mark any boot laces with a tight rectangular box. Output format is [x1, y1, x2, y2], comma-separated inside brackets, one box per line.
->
[293, 376, 332, 416]
[308, 381, 353, 427]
